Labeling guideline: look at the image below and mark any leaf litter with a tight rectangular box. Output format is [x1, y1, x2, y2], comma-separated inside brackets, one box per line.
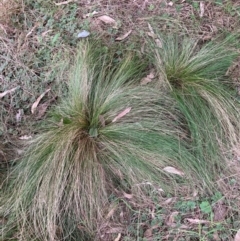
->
[98, 15, 116, 25]
[115, 30, 132, 41]
[112, 107, 131, 123]
[140, 69, 155, 85]
[31, 88, 51, 114]
[163, 166, 185, 176]
[0, 86, 19, 98]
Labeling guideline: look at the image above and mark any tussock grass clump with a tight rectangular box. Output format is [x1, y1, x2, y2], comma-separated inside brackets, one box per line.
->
[1, 42, 198, 241]
[152, 35, 240, 185]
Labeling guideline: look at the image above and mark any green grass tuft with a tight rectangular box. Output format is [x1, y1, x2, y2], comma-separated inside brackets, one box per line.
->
[1, 41, 200, 241]
[151, 34, 240, 190]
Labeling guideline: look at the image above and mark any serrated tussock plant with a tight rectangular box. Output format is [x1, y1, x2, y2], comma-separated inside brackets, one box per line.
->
[1, 42, 202, 241]
[151, 35, 240, 185]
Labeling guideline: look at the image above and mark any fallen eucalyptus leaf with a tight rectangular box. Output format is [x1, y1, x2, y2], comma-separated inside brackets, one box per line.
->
[123, 192, 133, 199]
[112, 107, 131, 123]
[114, 233, 121, 241]
[31, 89, 51, 114]
[155, 38, 162, 48]
[0, 86, 18, 98]
[105, 205, 117, 219]
[98, 15, 116, 25]
[147, 23, 155, 36]
[186, 218, 210, 224]
[116, 30, 132, 41]
[77, 30, 90, 38]
[163, 166, 184, 176]
[140, 69, 155, 85]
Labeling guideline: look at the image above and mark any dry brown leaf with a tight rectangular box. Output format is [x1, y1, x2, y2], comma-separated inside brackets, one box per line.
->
[147, 23, 155, 38]
[98, 15, 116, 25]
[123, 192, 133, 199]
[186, 218, 210, 224]
[147, 23, 154, 35]
[166, 211, 179, 226]
[112, 107, 131, 123]
[114, 233, 121, 241]
[140, 69, 155, 85]
[147, 32, 155, 38]
[54, 0, 75, 6]
[0, 86, 18, 98]
[116, 30, 132, 41]
[199, 2, 204, 18]
[155, 38, 162, 48]
[163, 166, 184, 176]
[31, 89, 51, 114]
[19, 135, 32, 140]
[120, 211, 124, 223]
[105, 205, 116, 220]
[163, 198, 173, 205]
[235, 230, 240, 241]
